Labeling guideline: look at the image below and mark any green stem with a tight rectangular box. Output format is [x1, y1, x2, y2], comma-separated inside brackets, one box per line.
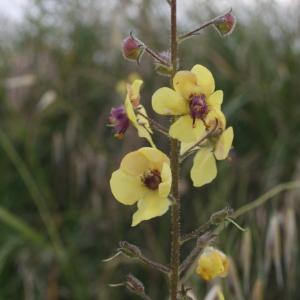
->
[231, 181, 300, 219]
[170, 0, 180, 299]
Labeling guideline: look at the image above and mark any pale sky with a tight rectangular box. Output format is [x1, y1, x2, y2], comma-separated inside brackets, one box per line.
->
[0, 0, 294, 22]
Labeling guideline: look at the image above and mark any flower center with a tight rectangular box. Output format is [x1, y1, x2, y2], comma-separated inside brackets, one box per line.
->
[142, 169, 162, 190]
[189, 94, 208, 126]
[108, 105, 129, 139]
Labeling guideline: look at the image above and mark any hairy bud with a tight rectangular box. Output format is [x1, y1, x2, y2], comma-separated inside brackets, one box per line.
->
[210, 207, 233, 224]
[213, 9, 236, 37]
[118, 241, 142, 258]
[122, 33, 144, 63]
[125, 274, 146, 295]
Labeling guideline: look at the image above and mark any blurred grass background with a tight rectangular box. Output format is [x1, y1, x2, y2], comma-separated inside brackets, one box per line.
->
[0, 0, 299, 299]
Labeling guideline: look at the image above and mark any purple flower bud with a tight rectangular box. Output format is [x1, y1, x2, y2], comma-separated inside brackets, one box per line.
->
[108, 105, 129, 139]
[122, 34, 144, 62]
[213, 10, 236, 37]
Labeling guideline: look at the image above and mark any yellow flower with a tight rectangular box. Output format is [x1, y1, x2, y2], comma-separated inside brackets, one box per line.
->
[181, 110, 234, 187]
[124, 79, 155, 147]
[110, 147, 172, 226]
[152, 64, 223, 143]
[196, 247, 229, 281]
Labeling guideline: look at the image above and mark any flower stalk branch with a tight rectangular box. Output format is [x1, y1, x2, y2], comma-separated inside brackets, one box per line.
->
[118, 241, 170, 274]
[136, 110, 170, 137]
[179, 232, 216, 279]
[129, 32, 171, 66]
[178, 9, 234, 42]
[180, 119, 219, 162]
[180, 207, 232, 244]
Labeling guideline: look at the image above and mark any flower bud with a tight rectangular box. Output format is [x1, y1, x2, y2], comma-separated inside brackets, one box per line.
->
[125, 274, 145, 296]
[118, 241, 142, 258]
[154, 51, 173, 76]
[213, 9, 236, 37]
[210, 207, 233, 225]
[196, 247, 229, 281]
[122, 34, 144, 63]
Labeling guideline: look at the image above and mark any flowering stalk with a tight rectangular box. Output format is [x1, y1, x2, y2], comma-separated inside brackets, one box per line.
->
[169, 0, 181, 299]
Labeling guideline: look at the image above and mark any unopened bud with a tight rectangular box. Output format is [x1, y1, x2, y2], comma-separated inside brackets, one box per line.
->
[122, 33, 144, 63]
[155, 63, 173, 76]
[125, 274, 145, 296]
[210, 207, 233, 224]
[213, 9, 236, 37]
[118, 241, 142, 258]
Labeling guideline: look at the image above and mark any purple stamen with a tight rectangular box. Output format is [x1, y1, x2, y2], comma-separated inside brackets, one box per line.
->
[189, 94, 208, 126]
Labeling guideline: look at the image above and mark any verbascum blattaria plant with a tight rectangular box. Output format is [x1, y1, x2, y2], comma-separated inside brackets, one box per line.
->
[103, 2, 298, 299]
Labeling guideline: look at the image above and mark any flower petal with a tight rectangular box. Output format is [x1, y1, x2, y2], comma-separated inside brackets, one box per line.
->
[191, 65, 215, 96]
[138, 147, 170, 170]
[180, 141, 198, 155]
[135, 105, 156, 147]
[169, 115, 205, 143]
[205, 109, 226, 131]
[128, 79, 143, 106]
[120, 150, 150, 176]
[191, 148, 217, 187]
[207, 90, 223, 111]
[214, 127, 234, 160]
[131, 193, 170, 226]
[196, 247, 228, 281]
[152, 87, 189, 115]
[136, 105, 153, 133]
[173, 71, 202, 99]
[124, 93, 137, 126]
[159, 163, 172, 198]
[110, 169, 146, 205]
[125, 95, 155, 147]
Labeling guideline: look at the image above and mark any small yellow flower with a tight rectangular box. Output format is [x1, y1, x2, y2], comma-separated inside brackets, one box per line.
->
[125, 79, 155, 147]
[181, 110, 234, 187]
[110, 147, 172, 226]
[152, 64, 223, 143]
[196, 247, 229, 281]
